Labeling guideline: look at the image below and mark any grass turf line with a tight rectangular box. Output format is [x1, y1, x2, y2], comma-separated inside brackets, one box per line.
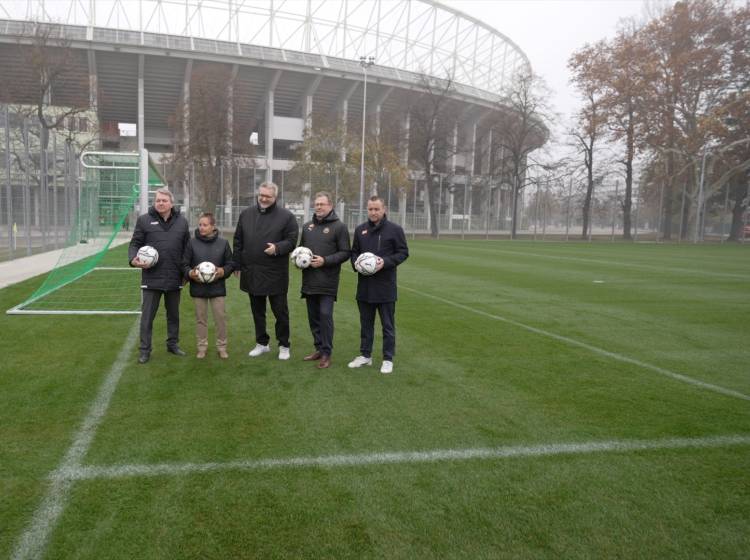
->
[3, 240, 750, 559]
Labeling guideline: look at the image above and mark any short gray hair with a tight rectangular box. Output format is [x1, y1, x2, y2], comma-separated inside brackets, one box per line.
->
[154, 187, 174, 203]
[258, 181, 278, 197]
[314, 191, 333, 205]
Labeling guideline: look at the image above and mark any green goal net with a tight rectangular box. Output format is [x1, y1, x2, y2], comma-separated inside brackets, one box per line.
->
[7, 152, 164, 315]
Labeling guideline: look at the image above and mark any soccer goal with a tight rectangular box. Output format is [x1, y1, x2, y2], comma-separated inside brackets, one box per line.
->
[6, 151, 165, 315]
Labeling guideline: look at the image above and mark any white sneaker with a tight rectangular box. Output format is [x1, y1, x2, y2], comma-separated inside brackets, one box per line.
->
[278, 346, 290, 360]
[348, 356, 372, 368]
[380, 360, 393, 374]
[248, 344, 270, 357]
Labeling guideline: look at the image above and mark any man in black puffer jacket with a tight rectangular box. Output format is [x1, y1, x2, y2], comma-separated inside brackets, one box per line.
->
[233, 181, 298, 360]
[298, 191, 351, 369]
[129, 188, 190, 364]
[183, 212, 234, 359]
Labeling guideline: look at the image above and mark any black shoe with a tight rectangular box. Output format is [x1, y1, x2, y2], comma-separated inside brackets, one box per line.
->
[167, 346, 186, 357]
[138, 352, 150, 364]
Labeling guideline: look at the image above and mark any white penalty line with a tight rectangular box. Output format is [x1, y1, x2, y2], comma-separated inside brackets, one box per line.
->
[402, 286, 750, 402]
[11, 319, 140, 560]
[55, 434, 750, 482]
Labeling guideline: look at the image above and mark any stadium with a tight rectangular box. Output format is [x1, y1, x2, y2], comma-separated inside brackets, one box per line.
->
[1, 2, 748, 559]
[0, 0, 544, 243]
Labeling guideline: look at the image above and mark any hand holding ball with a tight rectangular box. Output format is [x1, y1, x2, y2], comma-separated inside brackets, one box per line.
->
[135, 245, 159, 268]
[355, 252, 379, 276]
[195, 261, 217, 283]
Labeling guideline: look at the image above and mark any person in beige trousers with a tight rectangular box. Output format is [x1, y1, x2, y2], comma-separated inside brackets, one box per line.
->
[183, 213, 235, 358]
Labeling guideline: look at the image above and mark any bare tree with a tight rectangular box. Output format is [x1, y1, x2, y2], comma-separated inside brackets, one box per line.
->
[171, 64, 250, 214]
[569, 41, 610, 238]
[491, 71, 553, 239]
[407, 74, 462, 237]
[0, 23, 96, 248]
[287, 120, 357, 204]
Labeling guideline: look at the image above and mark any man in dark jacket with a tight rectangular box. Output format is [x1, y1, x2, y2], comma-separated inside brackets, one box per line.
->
[299, 191, 351, 369]
[233, 181, 298, 360]
[348, 196, 409, 374]
[129, 187, 190, 364]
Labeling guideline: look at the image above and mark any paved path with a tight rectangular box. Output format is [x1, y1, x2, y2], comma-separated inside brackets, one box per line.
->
[0, 236, 131, 290]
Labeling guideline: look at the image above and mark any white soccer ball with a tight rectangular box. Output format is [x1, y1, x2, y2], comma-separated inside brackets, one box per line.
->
[195, 261, 217, 283]
[136, 245, 159, 268]
[355, 252, 379, 276]
[291, 246, 313, 269]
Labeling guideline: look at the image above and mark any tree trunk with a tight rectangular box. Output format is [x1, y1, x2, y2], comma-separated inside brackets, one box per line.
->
[582, 151, 594, 239]
[427, 175, 439, 238]
[727, 195, 746, 242]
[622, 115, 634, 240]
[510, 173, 519, 239]
[39, 123, 49, 248]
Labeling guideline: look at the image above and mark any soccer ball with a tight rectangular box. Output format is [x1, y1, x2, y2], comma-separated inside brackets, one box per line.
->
[136, 245, 159, 268]
[195, 261, 217, 283]
[291, 246, 313, 269]
[355, 252, 379, 276]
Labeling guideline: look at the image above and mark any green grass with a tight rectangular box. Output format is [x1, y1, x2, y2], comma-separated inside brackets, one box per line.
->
[2, 240, 749, 558]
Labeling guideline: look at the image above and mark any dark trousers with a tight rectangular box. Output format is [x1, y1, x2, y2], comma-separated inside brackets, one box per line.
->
[305, 294, 335, 356]
[358, 300, 396, 361]
[249, 293, 290, 347]
[140, 289, 181, 353]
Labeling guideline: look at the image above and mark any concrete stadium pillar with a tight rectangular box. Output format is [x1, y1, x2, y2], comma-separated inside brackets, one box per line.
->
[265, 70, 283, 173]
[401, 111, 410, 168]
[337, 82, 358, 163]
[138, 55, 147, 213]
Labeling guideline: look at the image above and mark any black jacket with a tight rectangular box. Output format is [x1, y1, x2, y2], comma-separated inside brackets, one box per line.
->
[350, 216, 409, 303]
[128, 206, 190, 291]
[299, 210, 351, 299]
[182, 228, 235, 299]
[233, 201, 298, 296]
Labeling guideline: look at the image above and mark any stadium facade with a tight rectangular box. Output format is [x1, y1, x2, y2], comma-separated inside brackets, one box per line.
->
[0, 0, 545, 232]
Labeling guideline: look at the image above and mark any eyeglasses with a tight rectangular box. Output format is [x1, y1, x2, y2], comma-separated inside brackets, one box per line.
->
[258, 194, 275, 200]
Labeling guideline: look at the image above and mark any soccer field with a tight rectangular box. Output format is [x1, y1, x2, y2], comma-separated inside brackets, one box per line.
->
[2, 240, 749, 559]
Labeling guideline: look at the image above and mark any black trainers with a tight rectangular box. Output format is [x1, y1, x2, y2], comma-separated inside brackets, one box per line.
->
[167, 346, 186, 357]
[138, 352, 150, 364]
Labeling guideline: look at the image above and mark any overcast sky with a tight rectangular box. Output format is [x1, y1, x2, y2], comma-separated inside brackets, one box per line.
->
[445, 0, 648, 122]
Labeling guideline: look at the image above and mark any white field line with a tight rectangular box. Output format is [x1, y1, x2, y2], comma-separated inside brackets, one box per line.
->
[424, 242, 749, 281]
[11, 319, 139, 560]
[402, 286, 750, 402]
[54, 434, 750, 481]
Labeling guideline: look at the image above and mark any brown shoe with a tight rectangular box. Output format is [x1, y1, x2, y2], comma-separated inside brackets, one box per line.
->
[317, 355, 331, 369]
[218, 349, 229, 359]
[196, 349, 207, 359]
[304, 351, 322, 361]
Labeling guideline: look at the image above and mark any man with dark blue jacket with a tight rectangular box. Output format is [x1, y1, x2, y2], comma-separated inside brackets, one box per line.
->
[299, 192, 351, 369]
[233, 182, 298, 360]
[129, 188, 190, 364]
[348, 196, 409, 374]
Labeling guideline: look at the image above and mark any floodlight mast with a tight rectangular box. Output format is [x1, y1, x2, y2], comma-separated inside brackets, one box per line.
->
[359, 56, 375, 223]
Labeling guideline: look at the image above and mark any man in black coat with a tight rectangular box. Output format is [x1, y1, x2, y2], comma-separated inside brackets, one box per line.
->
[348, 196, 409, 374]
[233, 181, 298, 360]
[299, 191, 351, 369]
[128, 187, 190, 364]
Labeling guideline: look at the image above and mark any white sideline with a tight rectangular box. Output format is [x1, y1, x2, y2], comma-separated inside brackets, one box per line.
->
[53, 434, 750, 481]
[402, 286, 750, 402]
[11, 319, 139, 560]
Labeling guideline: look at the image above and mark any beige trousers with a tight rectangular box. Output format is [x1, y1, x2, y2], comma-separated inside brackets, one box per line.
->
[194, 296, 227, 351]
